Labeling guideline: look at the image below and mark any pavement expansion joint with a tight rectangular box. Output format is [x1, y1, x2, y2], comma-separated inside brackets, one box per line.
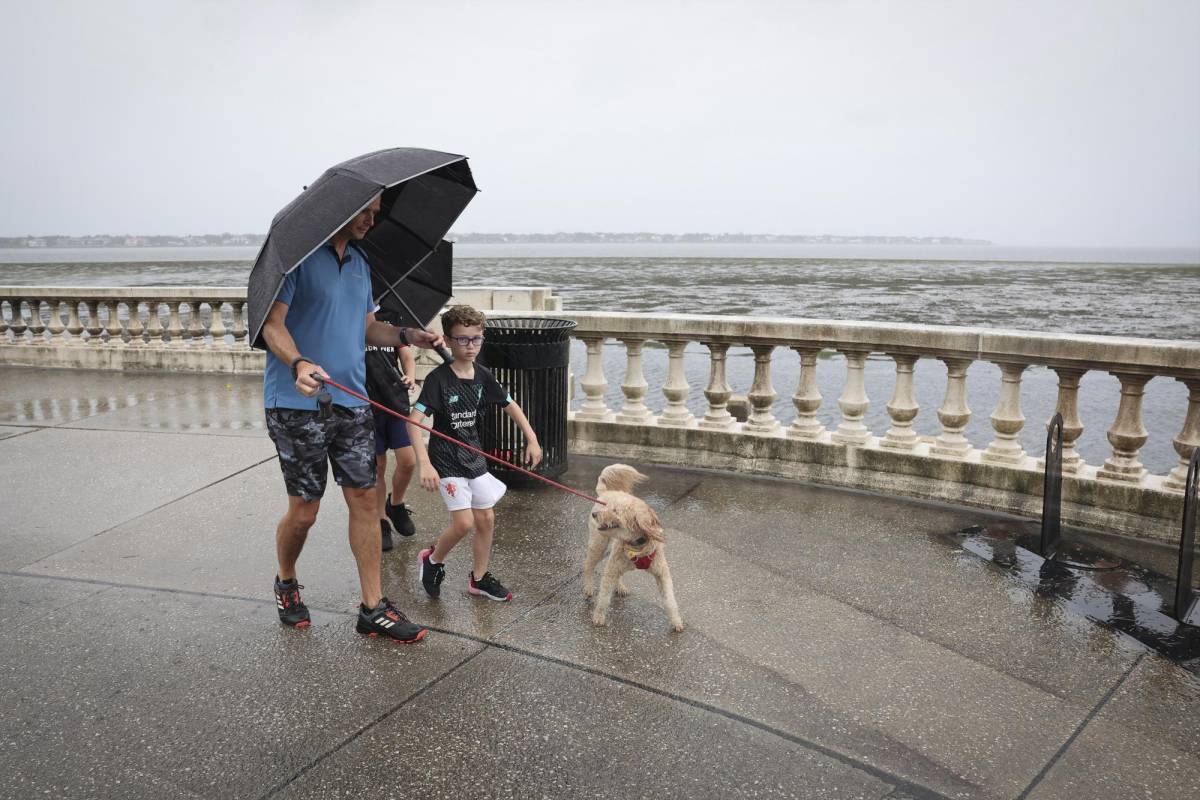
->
[1013, 651, 1146, 800]
[254, 646, 489, 800]
[14, 454, 278, 571]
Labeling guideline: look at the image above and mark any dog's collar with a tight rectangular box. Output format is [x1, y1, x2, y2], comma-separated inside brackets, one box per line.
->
[626, 547, 656, 570]
[624, 537, 655, 570]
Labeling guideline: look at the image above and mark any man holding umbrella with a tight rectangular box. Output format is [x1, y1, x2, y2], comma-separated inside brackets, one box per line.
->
[262, 194, 440, 643]
[249, 148, 479, 644]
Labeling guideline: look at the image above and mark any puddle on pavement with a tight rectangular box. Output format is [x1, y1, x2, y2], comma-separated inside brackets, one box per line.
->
[945, 522, 1200, 673]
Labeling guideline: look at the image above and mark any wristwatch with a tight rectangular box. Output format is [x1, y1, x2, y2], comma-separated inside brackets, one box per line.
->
[290, 356, 313, 379]
[397, 327, 409, 347]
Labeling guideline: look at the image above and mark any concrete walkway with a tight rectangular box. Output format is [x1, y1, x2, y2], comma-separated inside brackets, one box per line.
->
[1, 366, 1197, 800]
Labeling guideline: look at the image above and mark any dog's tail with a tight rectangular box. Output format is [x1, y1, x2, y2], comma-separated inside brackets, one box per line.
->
[597, 463, 649, 494]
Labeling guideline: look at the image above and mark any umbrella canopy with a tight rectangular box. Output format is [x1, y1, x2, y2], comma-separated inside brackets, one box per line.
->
[247, 148, 477, 350]
[370, 238, 453, 331]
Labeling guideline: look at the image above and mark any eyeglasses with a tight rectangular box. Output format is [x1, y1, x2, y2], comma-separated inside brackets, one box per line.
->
[450, 335, 485, 347]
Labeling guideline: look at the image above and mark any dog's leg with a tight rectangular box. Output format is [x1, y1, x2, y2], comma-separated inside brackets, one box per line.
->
[592, 554, 626, 627]
[581, 530, 608, 598]
[615, 576, 631, 596]
[653, 560, 684, 632]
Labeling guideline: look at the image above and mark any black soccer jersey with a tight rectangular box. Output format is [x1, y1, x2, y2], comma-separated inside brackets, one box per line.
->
[414, 363, 512, 479]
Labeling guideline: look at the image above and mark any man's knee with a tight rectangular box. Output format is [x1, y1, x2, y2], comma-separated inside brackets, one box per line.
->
[343, 485, 376, 512]
[286, 499, 321, 530]
[394, 448, 415, 469]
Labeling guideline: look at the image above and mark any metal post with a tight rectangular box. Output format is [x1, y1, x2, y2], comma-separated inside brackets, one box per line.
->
[1174, 448, 1199, 624]
[1040, 413, 1064, 559]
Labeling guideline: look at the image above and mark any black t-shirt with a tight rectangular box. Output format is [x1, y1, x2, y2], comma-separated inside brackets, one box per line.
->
[414, 363, 511, 478]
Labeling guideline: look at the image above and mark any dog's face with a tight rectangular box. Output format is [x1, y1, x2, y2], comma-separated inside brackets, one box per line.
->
[590, 492, 664, 546]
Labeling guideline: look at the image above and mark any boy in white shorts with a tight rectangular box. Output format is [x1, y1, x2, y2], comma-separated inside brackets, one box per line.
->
[409, 305, 542, 601]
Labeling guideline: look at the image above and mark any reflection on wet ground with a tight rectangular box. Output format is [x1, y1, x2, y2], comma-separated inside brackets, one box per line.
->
[950, 523, 1200, 672]
[0, 368, 265, 434]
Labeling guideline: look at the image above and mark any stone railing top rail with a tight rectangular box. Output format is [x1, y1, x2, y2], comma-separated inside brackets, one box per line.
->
[0, 286, 246, 300]
[519, 310, 1200, 378]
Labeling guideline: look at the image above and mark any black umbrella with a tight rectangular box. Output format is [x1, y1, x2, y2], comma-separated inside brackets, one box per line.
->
[369, 238, 454, 333]
[247, 147, 478, 352]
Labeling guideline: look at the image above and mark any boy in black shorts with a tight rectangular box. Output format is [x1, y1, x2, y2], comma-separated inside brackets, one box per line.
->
[409, 305, 542, 602]
[365, 310, 419, 551]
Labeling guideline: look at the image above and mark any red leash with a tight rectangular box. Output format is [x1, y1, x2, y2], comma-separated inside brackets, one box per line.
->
[316, 375, 605, 506]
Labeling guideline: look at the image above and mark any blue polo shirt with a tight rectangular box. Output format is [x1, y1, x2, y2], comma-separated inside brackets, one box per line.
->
[263, 244, 376, 410]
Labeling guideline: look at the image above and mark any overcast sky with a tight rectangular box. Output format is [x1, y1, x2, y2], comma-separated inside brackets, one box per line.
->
[1, 0, 1197, 246]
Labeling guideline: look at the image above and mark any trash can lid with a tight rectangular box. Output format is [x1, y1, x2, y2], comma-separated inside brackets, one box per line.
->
[484, 317, 576, 344]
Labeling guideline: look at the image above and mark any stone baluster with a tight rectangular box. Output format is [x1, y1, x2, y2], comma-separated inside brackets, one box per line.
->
[932, 358, 973, 457]
[699, 342, 735, 431]
[1097, 373, 1150, 483]
[104, 300, 125, 344]
[575, 335, 614, 422]
[832, 350, 871, 446]
[615, 338, 652, 424]
[788, 347, 826, 440]
[0, 301, 10, 342]
[742, 344, 780, 434]
[1165, 379, 1200, 491]
[8, 299, 29, 344]
[186, 302, 207, 348]
[231, 302, 248, 348]
[658, 339, 696, 428]
[1048, 368, 1086, 473]
[166, 302, 186, 348]
[209, 300, 229, 348]
[83, 301, 103, 345]
[145, 301, 166, 345]
[882, 353, 920, 450]
[45, 300, 66, 344]
[65, 300, 85, 345]
[982, 362, 1028, 464]
[124, 299, 145, 346]
[26, 300, 46, 344]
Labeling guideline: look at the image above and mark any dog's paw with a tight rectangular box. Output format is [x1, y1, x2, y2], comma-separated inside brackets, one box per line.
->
[591, 611, 608, 627]
[615, 581, 631, 597]
[670, 618, 684, 632]
[582, 583, 594, 598]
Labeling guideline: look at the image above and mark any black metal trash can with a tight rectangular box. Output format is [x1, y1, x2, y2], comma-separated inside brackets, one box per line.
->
[478, 317, 576, 486]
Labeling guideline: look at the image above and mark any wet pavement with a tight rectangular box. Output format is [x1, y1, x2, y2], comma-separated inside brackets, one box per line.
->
[2, 365, 1199, 799]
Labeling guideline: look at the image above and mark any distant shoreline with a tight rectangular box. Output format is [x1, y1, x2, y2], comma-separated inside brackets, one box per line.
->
[0, 232, 992, 249]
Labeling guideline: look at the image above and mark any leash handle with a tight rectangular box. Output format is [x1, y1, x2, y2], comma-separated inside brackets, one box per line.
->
[314, 375, 605, 506]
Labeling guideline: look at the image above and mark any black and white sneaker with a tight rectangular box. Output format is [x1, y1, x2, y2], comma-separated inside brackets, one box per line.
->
[274, 576, 311, 628]
[386, 495, 416, 537]
[418, 547, 445, 598]
[380, 519, 394, 552]
[356, 598, 426, 643]
[469, 571, 512, 602]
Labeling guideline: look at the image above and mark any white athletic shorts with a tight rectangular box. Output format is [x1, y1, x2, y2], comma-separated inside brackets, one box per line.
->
[438, 472, 508, 512]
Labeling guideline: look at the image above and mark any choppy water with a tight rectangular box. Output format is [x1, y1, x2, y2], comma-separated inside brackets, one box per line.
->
[2, 247, 1196, 473]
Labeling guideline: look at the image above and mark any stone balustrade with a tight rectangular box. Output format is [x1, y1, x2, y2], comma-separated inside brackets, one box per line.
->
[3, 290, 1197, 542]
[537, 310, 1200, 543]
[0, 285, 561, 374]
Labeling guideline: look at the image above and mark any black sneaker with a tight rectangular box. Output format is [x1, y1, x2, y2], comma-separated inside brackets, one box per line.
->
[418, 547, 445, 598]
[380, 519, 394, 552]
[386, 495, 416, 537]
[469, 571, 512, 602]
[356, 598, 426, 643]
[274, 576, 311, 628]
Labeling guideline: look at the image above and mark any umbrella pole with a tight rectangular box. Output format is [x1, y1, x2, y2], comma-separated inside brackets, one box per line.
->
[369, 266, 454, 364]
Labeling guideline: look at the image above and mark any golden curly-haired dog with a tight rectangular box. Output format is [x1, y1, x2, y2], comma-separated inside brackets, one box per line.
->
[582, 464, 683, 632]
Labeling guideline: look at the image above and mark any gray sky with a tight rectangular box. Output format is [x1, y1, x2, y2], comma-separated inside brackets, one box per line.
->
[2, 0, 1197, 246]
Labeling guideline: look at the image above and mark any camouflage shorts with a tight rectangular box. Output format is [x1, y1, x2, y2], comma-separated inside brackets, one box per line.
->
[265, 405, 376, 502]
